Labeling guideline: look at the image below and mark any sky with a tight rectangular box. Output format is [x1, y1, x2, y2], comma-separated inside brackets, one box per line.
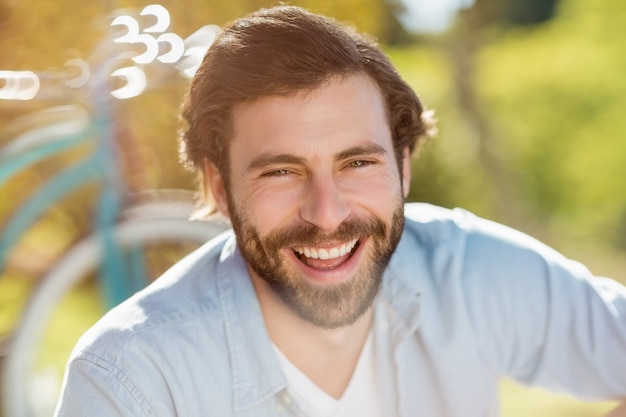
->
[399, 0, 476, 33]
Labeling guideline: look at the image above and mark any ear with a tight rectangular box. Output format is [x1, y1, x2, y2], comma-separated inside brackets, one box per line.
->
[204, 161, 230, 218]
[401, 147, 411, 198]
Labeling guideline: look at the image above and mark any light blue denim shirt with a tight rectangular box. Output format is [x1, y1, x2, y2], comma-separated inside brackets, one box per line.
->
[54, 203, 626, 417]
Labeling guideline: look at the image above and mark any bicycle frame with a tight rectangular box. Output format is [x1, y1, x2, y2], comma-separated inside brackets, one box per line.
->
[1, 87, 134, 308]
[0, 6, 219, 308]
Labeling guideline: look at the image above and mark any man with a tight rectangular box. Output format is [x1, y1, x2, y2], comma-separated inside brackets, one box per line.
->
[55, 6, 626, 417]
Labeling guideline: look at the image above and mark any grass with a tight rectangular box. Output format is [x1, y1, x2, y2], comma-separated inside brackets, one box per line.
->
[0, 272, 34, 335]
[36, 280, 105, 373]
[501, 378, 618, 417]
[1, 274, 105, 417]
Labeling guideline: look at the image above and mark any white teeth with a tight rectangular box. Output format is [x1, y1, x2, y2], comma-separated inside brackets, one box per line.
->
[293, 239, 358, 260]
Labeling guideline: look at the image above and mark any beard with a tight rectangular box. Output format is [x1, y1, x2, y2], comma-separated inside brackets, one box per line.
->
[228, 197, 405, 329]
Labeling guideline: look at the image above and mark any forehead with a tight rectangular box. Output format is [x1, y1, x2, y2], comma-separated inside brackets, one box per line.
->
[229, 74, 392, 159]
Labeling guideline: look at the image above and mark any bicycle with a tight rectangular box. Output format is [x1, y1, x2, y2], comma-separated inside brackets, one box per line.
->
[0, 6, 227, 417]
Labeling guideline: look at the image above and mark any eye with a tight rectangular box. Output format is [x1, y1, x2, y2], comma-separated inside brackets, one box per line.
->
[346, 160, 375, 169]
[260, 168, 292, 177]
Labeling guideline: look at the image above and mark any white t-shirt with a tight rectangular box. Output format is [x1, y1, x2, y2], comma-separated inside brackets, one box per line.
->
[272, 331, 385, 417]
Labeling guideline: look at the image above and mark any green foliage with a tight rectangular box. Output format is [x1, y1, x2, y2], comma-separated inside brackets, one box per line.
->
[476, 0, 626, 251]
[505, 0, 558, 25]
[385, 0, 626, 272]
[387, 45, 496, 215]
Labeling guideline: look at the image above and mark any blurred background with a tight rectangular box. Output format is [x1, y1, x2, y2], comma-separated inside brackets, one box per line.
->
[1, 0, 625, 416]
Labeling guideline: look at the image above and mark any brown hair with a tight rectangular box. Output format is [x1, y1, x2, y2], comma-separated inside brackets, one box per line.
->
[179, 5, 436, 216]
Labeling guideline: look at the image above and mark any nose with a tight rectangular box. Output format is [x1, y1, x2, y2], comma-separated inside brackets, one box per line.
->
[299, 174, 350, 232]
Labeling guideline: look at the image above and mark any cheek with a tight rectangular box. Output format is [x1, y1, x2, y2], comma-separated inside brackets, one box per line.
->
[236, 184, 303, 234]
[340, 171, 403, 205]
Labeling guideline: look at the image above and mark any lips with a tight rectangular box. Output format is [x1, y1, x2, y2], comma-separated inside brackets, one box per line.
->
[292, 238, 358, 260]
[291, 238, 360, 270]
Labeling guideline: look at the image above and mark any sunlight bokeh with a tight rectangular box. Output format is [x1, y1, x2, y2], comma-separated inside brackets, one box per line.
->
[1, 1, 625, 416]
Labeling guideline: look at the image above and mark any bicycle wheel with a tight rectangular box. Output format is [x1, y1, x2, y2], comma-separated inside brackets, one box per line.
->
[1, 214, 229, 417]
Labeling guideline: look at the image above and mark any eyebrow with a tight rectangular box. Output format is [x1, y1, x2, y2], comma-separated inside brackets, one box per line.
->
[335, 143, 387, 161]
[247, 153, 306, 172]
[246, 142, 388, 172]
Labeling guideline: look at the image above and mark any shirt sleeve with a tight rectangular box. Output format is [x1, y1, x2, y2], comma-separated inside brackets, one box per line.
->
[54, 354, 155, 417]
[456, 208, 626, 400]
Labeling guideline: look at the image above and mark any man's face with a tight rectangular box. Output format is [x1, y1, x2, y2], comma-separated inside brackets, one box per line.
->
[210, 74, 410, 329]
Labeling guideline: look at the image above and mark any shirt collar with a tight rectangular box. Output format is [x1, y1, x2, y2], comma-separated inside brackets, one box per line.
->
[216, 235, 287, 411]
[379, 231, 424, 340]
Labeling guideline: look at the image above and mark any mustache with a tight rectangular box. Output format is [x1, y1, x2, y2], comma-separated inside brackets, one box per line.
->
[263, 216, 387, 253]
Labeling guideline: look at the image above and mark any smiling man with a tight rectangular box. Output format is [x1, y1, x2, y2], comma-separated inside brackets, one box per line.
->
[218, 74, 406, 331]
[55, 6, 626, 417]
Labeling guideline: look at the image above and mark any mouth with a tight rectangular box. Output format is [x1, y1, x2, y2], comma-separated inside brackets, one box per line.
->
[291, 238, 360, 270]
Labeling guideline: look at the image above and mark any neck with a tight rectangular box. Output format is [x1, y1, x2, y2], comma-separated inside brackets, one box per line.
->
[250, 271, 374, 398]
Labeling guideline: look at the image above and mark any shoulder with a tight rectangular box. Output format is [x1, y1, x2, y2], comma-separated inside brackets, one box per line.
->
[398, 203, 479, 259]
[70, 231, 235, 366]
[402, 202, 470, 240]
[401, 202, 560, 258]
[394, 202, 579, 295]
[59, 231, 245, 415]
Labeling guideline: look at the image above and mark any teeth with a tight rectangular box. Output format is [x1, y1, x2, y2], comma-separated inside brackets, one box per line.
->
[293, 239, 358, 260]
